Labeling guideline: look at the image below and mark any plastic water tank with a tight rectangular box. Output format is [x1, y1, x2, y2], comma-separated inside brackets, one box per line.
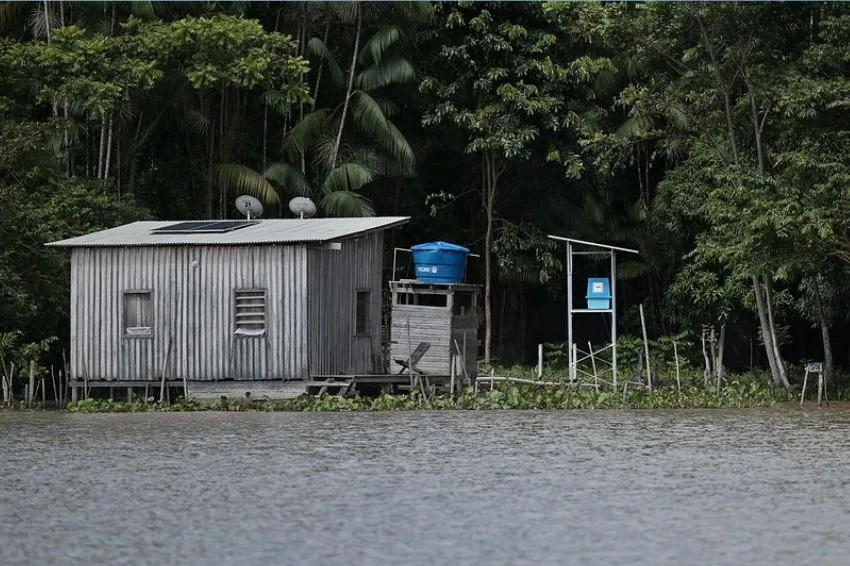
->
[411, 241, 469, 284]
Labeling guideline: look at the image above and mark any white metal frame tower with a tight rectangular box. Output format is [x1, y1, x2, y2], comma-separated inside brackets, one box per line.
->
[548, 236, 639, 389]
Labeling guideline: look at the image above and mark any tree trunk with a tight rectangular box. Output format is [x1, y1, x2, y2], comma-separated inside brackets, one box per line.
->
[705, 325, 717, 386]
[747, 80, 766, 174]
[43, 0, 51, 41]
[715, 323, 726, 389]
[482, 150, 500, 365]
[312, 23, 332, 112]
[696, 14, 739, 164]
[764, 276, 790, 388]
[104, 111, 114, 181]
[752, 275, 782, 386]
[813, 278, 834, 384]
[262, 104, 268, 172]
[206, 117, 214, 218]
[116, 122, 122, 198]
[701, 327, 712, 386]
[331, 3, 361, 168]
[219, 87, 226, 218]
[97, 115, 107, 179]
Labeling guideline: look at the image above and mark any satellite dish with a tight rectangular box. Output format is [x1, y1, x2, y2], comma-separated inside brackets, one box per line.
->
[235, 195, 263, 220]
[289, 196, 317, 219]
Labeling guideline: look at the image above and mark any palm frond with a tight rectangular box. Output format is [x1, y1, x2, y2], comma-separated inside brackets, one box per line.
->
[357, 56, 416, 91]
[346, 147, 411, 177]
[616, 113, 654, 139]
[617, 260, 649, 280]
[186, 110, 210, 135]
[320, 190, 375, 217]
[27, 4, 54, 40]
[378, 98, 400, 118]
[312, 133, 341, 173]
[282, 108, 333, 161]
[593, 69, 618, 99]
[322, 162, 375, 194]
[264, 162, 312, 197]
[358, 25, 402, 66]
[308, 37, 345, 92]
[212, 163, 280, 206]
[350, 91, 415, 174]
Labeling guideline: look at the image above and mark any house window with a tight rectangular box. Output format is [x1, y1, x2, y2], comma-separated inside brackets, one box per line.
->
[123, 291, 152, 337]
[355, 290, 371, 336]
[235, 289, 266, 337]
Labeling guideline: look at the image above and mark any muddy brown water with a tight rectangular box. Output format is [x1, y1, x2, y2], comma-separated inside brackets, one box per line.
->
[1, 408, 849, 565]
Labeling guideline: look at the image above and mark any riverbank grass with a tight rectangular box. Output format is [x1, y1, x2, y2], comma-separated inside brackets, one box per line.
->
[62, 376, 794, 413]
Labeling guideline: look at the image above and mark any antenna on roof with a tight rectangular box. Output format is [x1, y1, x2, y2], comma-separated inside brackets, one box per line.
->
[289, 196, 317, 219]
[235, 195, 263, 220]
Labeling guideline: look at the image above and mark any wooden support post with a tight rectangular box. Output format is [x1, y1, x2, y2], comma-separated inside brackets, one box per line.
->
[71, 382, 78, 403]
[406, 318, 414, 391]
[28, 360, 35, 409]
[817, 371, 824, 408]
[800, 369, 809, 407]
[673, 340, 682, 397]
[571, 343, 578, 385]
[588, 341, 598, 392]
[127, 387, 133, 402]
[50, 365, 58, 407]
[450, 354, 456, 400]
[537, 344, 543, 379]
[41, 377, 46, 406]
[639, 304, 652, 392]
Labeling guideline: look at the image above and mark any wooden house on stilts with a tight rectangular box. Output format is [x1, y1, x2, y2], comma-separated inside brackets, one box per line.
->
[47, 217, 408, 400]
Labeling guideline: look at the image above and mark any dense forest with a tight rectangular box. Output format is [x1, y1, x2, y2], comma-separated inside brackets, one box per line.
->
[2, 1, 850, 390]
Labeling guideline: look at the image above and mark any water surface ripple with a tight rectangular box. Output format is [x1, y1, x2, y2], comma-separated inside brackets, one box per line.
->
[1, 408, 849, 565]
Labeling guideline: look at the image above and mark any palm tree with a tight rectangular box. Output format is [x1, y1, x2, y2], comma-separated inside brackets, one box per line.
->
[264, 3, 420, 216]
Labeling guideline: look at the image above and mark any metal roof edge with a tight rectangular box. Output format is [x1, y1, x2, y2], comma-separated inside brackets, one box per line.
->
[547, 235, 639, 254]
[44, 216, 412, 248]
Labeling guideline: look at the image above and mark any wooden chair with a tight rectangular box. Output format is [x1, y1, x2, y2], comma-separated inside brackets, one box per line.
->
[394, 342, 431, 374]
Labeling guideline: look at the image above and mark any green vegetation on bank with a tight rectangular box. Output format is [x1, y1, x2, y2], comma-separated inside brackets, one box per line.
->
[62, 379, 793, 413]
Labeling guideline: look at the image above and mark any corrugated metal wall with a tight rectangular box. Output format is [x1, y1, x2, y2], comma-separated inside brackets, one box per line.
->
[307, 232, 383, 375]
[70, 245, 308, 381]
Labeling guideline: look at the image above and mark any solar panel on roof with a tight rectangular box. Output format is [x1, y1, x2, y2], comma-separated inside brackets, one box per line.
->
[151, 220, 259, 234]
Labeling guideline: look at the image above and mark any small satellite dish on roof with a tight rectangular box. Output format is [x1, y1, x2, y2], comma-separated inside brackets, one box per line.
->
[289, 196, 317, 219]
[235, 195, 263, 220]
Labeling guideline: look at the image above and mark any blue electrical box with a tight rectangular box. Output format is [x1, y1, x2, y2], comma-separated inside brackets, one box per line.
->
[586, 278, 611, 310]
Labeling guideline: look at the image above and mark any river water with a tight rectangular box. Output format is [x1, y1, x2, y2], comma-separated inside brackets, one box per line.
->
[1, 408, 849, 565]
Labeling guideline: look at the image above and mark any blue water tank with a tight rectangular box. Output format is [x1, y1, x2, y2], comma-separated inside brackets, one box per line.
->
[411, 241, 469, 284]
[586, 278, 611, 310]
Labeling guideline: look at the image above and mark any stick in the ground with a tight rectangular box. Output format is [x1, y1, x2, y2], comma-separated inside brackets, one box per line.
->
[588, 342, 599, 392]
[673, 339, 682, 397]
[639, 304, 652, 391]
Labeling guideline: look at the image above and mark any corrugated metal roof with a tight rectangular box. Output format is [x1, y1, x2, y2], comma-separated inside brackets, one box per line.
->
[46, 217, 410, 248]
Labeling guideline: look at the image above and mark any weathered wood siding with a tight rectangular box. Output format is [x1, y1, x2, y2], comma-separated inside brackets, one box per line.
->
[390, 304, 454, 374]
[389, 293, 479, 378]
[69, 245, 308, 381]
[307, 232, 383, 375]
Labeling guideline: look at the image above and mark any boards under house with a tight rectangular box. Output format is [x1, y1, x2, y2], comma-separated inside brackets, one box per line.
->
[47, 217, 409, 397]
